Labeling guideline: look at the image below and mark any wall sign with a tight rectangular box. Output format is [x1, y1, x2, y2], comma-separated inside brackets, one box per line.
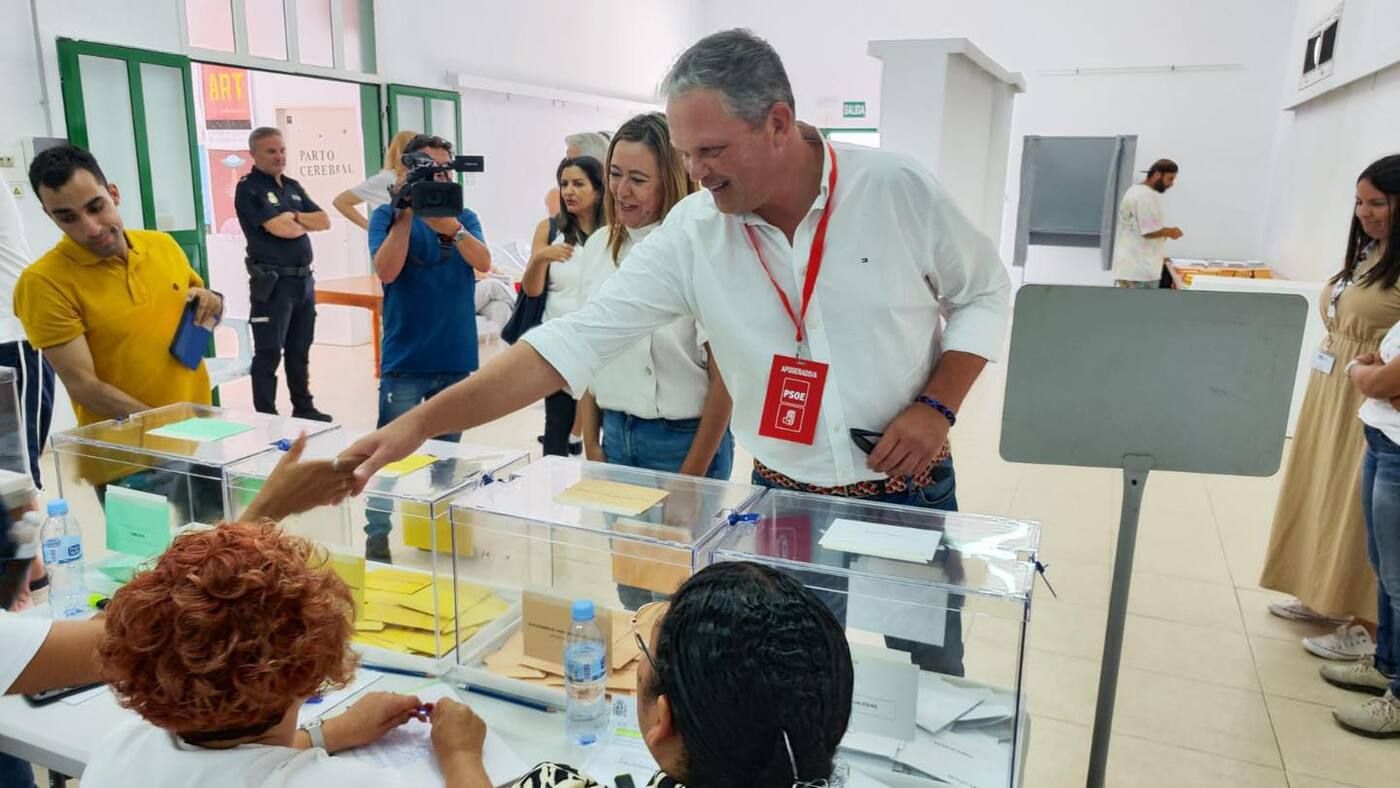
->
[842, 101, 867, 119]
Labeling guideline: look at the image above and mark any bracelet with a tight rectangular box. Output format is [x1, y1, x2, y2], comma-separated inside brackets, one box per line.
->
[916, 395, 957, 426]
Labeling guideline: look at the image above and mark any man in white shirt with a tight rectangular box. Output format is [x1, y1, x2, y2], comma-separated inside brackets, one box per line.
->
[342, 29, 1010, 670]
[0, 170, 55, 487]
[1111, 159, 1183, 288]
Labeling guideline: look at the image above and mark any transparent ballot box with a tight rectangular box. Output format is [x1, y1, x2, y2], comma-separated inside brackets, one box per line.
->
[224, 430, 529, 673]
[51, 403, 338, 593]
[447, 456, 764, 702]
[709, 490, 1040, 788]
[0, 367, 26, 477]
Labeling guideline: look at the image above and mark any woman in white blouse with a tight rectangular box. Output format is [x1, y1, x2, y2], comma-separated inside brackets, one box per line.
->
[578, 114, 735, 603]
[332, 129, 417, 231]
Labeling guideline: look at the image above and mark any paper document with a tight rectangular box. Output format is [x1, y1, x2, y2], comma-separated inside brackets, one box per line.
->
[336, 685, 529, 785]
[848, 643, 918, 742]
[894, 727, 1009, 788]
[147, 417, 254, 442]
[848, 556, 949, 647]
[376, 454, 438, 479]
[915, 673, 985, 735]
[555, 479, 668, 516]
[297, 669, 383, 725]
[819, 519, 942, 563]
[104, 485, 173, 558]
[582, 695, 660, 788]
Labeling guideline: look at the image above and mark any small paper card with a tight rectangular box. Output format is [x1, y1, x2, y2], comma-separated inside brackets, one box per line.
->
[819, 518, 942, 563]
[554, 479, 668, 516]
[375, 454, 438, 479]
[848, 643, 919, 742]
[146, 417, 254, 442]
[104, 485, 173, 558]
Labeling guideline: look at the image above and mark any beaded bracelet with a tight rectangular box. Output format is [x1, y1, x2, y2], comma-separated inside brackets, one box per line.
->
[917, 395, 957, 426]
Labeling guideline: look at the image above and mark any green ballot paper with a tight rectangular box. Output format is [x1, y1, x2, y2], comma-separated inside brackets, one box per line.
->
[105, 485, 173, 558]
[146, 417, 254, 442]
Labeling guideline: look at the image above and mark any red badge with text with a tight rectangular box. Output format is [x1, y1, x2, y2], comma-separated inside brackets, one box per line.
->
[759, 354, 829, 445]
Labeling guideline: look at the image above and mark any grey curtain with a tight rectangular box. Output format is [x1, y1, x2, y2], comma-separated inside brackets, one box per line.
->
[1099, 135, 1138, 271]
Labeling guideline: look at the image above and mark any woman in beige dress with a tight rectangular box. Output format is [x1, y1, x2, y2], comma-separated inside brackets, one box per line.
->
[1262, 156, 1400, 660]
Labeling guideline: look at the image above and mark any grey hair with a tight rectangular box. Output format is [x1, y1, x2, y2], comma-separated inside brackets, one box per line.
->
[660, 29, 795, 127]
[247, 126, 282, 150]
[564, 131, 612, 163]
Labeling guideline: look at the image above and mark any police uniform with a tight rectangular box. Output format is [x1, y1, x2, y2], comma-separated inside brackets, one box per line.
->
[233, 166, 325, 417]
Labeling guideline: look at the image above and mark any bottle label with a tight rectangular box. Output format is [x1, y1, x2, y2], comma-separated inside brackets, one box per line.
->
[41, 536, 83, 565]
[564, 645, 607, 683]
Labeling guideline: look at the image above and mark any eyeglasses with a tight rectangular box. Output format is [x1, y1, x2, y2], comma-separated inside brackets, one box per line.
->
[630, 600, 668, 674]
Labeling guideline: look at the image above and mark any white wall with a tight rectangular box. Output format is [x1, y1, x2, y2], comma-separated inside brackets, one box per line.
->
[1262, 0, 1400, 282]
[699, 0, 1297, 264]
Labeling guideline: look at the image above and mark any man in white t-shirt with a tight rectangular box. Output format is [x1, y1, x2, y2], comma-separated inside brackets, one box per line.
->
[1111, 159, 1183, 288]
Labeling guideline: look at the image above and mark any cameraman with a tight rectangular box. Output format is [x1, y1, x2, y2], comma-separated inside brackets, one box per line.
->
[364, 134, 490, 561]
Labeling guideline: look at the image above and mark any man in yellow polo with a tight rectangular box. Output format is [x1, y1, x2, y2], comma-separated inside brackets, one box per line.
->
[14, 145, 221, 427]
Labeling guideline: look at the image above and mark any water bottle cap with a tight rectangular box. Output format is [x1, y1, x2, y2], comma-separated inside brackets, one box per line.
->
[46, 499, 69, 516]
[571, 599, 595, 622]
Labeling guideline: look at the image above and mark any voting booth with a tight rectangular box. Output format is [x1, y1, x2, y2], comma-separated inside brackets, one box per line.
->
[446, 456, 764, 704]
[709, 489, 1039, 788]
[224, 429, 529, 673]
[50, 404, 338, 594]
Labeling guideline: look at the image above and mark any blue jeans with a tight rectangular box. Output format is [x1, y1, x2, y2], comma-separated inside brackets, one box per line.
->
[601, 410, 734, 481]
[1362, 427, 1400, 693]
[365, 372, 467, 539]
[604, 410, 733, 609]
[749, 459, 964, 676]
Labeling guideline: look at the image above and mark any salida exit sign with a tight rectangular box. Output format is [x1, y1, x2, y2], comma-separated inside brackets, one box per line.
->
[842, 101, 867, 118]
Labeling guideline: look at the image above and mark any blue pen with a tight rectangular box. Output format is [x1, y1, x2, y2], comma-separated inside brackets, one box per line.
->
[271, 439, 292, 451]
[460, 683, 554, 713]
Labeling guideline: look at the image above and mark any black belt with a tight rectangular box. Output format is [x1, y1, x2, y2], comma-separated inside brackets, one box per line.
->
[246, 260, 312, 277]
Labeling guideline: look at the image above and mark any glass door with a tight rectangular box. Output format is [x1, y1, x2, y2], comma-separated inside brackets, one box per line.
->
[56, 39, 208, 280]
[386, 84, 461, 151]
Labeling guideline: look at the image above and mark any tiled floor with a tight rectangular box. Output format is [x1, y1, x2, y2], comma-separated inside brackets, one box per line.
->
[44, 323, 1400, 786]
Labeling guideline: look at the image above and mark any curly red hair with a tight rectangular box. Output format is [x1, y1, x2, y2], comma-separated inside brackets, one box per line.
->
[99, 522, 357, 736]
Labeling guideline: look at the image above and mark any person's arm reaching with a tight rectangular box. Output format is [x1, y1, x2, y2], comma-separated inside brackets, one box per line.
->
[678, 346, 733, 477]
[7, 618, 105, 695]
[431, 699, 495, 788]
[868, 168, 1010, 478]
[333, 190, 371, 231]
[342, 221, 700, 486]
[44, 336, 148, 419]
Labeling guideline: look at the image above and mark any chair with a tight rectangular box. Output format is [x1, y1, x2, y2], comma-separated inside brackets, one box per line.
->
[206, 317, 254, 390]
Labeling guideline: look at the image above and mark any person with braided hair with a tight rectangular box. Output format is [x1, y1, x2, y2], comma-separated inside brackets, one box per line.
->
[504, 561, 856, 788]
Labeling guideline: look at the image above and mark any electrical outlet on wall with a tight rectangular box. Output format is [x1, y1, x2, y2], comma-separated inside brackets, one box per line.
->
[0, 155, 15, 169]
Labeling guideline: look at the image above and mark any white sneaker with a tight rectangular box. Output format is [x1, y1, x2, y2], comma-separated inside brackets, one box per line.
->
[1304, 624, 1376, 661]
[1320, 655, 1394, 695]
[1268, 598, 1349, 625]
[1333, 690, 1400, 738]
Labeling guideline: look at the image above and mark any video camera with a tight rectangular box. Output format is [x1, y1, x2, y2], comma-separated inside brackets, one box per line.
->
[394, 151, 486, 218]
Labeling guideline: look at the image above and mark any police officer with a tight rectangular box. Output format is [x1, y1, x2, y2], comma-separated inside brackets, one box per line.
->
[235, 127, 332, 420]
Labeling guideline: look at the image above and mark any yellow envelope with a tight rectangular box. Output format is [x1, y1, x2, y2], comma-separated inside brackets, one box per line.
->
[402, 579, 493, 619]
[327, 552, 366, 619]
[365, 588, 416, 607]
[554, 479, 669, 516]
[377, 454, 438, 478]
[353, 631, 406, 652]
[354, 620, 386, 632]
[362, 601, 448, 633]
[457, 595, 510, 630]
[365, 569, 433, 594]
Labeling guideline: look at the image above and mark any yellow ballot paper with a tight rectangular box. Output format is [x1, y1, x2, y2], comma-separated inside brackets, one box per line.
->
[402, 579, 493, 618]
[362, 602, 448, 633]
[354, 620, 386, 632]
[457, 595, 510, 629]
[326, 552, 366, 619]
[365, 568, 433, 594]
[376, 454, 437, 479]
[555, 479, 669, 516]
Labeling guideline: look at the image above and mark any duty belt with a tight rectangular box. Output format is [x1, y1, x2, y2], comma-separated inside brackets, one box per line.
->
[246, 259, 312, 277]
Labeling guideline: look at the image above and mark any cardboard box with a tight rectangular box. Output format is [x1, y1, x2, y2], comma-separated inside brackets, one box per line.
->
[521, 591, 639, 673]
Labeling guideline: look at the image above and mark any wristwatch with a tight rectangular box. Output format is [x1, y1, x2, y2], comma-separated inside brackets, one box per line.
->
[452, 226, 470, 244]
[303, 718, 328, 752]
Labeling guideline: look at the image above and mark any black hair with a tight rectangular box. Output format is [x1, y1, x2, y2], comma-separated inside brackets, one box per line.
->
[404, 133, 453, 156]
[1146, 158, 1179, 177]
[648, 561, 853, 788]
[28, 144, 107, 195]
[1333, 154, 1400, 290]
[554, 155, 605, 246]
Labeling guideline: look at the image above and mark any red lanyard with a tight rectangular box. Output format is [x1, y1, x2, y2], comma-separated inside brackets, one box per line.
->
[743, 143, 839, 347]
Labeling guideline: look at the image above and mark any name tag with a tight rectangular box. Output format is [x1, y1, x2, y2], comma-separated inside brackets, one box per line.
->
[759, 354, 829, 445]
[1312, 348, 1336, 375]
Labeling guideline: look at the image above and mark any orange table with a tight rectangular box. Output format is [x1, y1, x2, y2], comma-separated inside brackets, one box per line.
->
[314, 275, 383, 377]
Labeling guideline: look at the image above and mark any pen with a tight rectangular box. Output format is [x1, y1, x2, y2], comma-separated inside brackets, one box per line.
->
[459, 683, 554, 713]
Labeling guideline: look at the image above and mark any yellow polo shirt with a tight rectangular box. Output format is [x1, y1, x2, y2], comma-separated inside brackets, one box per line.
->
[13, 229, 212, 427]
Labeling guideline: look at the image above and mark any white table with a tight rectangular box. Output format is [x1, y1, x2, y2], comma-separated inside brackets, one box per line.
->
[0, 672, 567, 784]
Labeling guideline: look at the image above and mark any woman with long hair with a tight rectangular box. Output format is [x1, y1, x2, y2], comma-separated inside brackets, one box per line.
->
[1263, 155, 1400, 663]
[524, 155, 605, 457]
[333, 129, 418, 231]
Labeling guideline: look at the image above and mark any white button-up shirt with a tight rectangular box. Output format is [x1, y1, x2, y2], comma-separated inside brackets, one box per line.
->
[578, 223, 711, 420]
[524, 142, 1011, 487]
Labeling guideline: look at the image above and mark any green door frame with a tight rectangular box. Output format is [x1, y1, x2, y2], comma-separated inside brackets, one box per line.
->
[57, 38, 209, 283]
[385, 84, 462, 142]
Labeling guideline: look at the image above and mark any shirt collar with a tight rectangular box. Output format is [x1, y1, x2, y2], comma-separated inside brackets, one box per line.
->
[57, 230, 145, 267]
[739, 125, 835, 228]
[628, 222, 659, 243]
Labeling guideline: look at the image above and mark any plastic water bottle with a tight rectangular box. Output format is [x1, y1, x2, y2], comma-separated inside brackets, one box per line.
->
[563, 599, 608, 746]
[40, 499, 88, 619]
